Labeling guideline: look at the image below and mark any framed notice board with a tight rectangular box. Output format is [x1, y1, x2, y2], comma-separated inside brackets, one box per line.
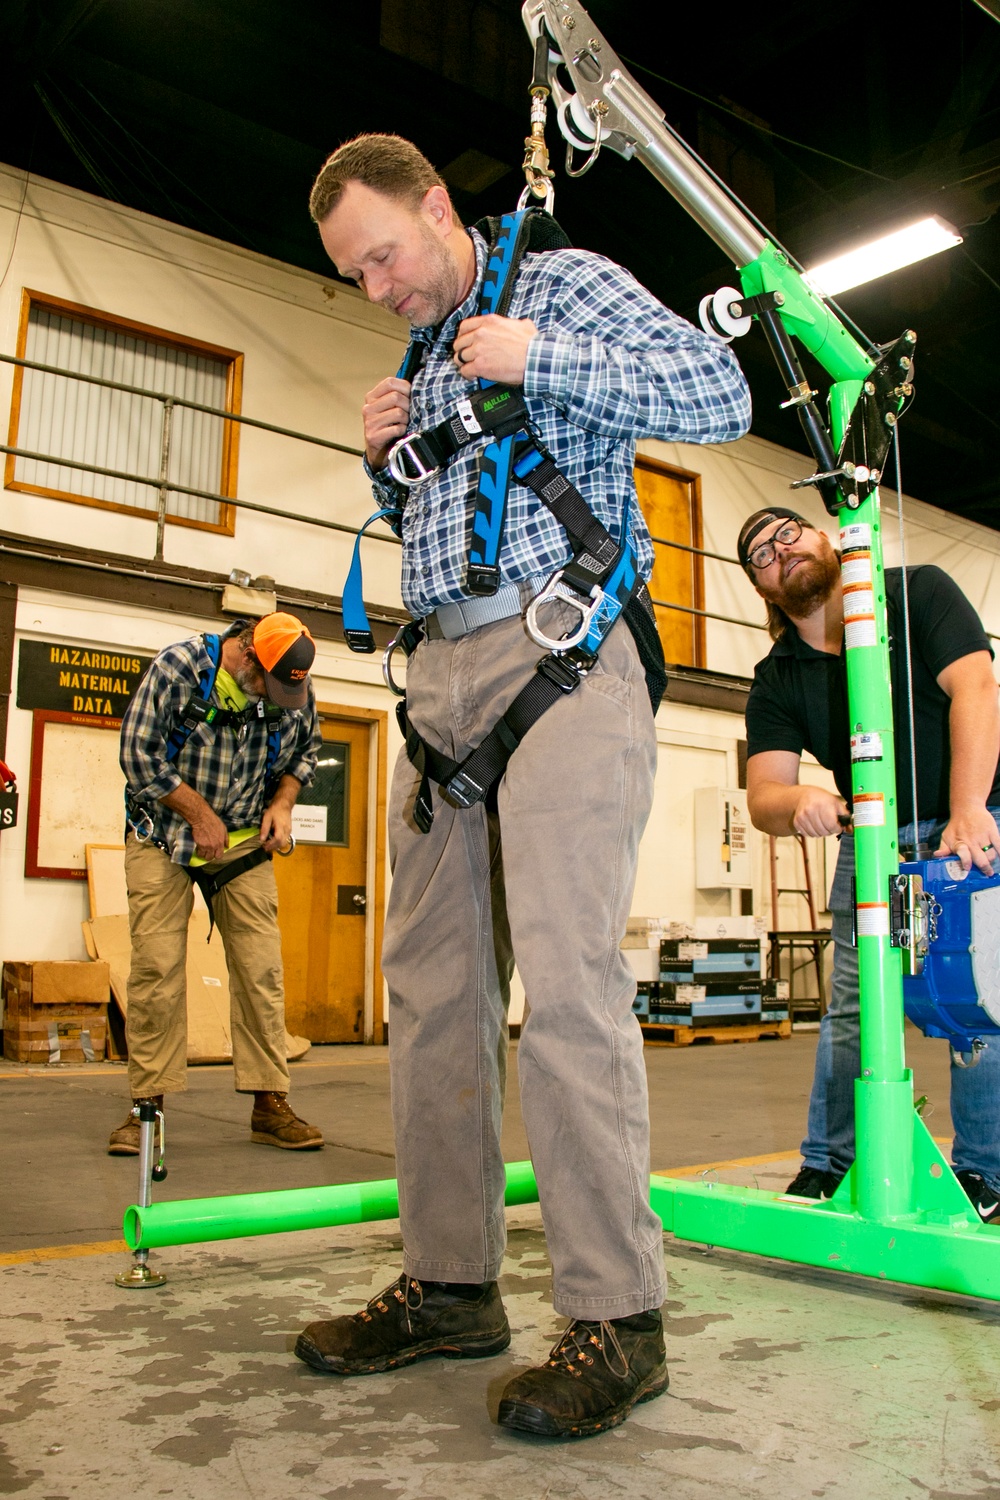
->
[25, 711, 126, 879]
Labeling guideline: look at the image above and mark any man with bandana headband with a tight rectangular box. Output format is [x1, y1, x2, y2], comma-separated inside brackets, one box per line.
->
[739, 507, 1000, 1218]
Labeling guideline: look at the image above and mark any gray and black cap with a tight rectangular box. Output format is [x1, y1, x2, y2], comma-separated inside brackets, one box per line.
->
[737, 507, 809, 573]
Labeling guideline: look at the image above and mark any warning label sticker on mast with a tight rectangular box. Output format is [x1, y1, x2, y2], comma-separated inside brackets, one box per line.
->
[845, 616, 878, 648]
[853, 793, 885, 826]
[851, 731, 884, 762]
[856, 903, 890, 937]
[841, 522, 872, 552]
[843, 584, 874, 618]
[841, 553, 873, 586]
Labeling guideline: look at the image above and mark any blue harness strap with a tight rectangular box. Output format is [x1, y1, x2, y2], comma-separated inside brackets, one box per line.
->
[163, 630, 224, 762]
[342, 508, 404, 654]
[465, 209, 535, 595]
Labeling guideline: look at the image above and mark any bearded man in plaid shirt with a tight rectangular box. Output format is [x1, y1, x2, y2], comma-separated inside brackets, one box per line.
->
[294, 134, 751, 1439]
[109, 612, 323, 1156]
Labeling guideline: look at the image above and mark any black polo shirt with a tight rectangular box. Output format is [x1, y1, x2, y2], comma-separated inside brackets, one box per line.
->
[745, 565, 1000, 827]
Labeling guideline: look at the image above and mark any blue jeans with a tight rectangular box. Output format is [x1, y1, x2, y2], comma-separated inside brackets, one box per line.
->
[801, 816, 1000, 1193]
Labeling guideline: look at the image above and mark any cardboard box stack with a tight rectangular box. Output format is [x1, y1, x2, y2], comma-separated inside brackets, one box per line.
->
[2, 961, 110, 1063]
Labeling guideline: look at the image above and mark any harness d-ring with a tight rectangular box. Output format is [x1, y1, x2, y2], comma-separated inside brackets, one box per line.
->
[387, 433, 441, 487]
[382, 625, 409, 697]
[525, 570, 603, 652]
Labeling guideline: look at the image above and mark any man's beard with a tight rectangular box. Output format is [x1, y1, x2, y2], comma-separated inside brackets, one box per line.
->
[762, 546, 841, 616]
[233, 662, 264, 699]
[380, 222, 462, 327]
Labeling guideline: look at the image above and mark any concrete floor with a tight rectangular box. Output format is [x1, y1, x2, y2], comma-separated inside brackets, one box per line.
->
[3, 1029, 1000, 1498]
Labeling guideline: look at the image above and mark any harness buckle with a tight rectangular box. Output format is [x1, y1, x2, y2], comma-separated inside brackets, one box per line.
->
[445, 768, 487, 808]
[537, 654, 587, 694]
[525, 570, 603, 652]
[387, 432, 441, 487]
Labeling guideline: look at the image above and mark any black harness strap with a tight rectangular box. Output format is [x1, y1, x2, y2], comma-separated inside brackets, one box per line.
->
[395, 630, 596, 834]
[187, 844, 273, 939]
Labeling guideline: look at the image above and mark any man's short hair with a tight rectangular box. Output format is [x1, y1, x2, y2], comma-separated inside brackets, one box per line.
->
[309, 134, 447, 224]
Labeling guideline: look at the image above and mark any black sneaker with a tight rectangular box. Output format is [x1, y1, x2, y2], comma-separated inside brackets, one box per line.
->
[497, 1310, 668, 1440]
[294, 1274, 511, 1375]
[785, 1165, 844, 1199]
[955, 1170, 1000, 1224]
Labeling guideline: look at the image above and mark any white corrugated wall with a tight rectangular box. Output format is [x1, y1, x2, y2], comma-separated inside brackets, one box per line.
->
[15, 307, 228, 524]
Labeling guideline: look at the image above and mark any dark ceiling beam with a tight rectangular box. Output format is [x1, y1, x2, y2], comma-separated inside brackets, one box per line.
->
[4, 0, 112, 98]
[919, 29, 1000, 166]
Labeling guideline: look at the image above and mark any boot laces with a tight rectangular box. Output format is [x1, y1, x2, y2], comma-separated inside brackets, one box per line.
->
[546, 1319, 629, 1381]
[355, 1274, 417, 1325]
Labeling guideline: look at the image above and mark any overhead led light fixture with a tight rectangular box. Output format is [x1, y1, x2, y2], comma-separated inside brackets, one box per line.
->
[804, 215, 963, 298]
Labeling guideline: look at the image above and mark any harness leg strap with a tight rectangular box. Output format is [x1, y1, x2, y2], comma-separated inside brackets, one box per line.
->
[186, 845, 273, 939]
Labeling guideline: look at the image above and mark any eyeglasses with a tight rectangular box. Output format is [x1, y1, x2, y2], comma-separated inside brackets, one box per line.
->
[747, 518, 805, 572]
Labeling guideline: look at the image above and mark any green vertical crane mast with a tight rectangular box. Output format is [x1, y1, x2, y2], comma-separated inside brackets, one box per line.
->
[521, 0, 1000, 1296]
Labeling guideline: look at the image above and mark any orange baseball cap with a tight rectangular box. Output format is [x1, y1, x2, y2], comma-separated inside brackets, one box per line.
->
[252, 613, 315, 708]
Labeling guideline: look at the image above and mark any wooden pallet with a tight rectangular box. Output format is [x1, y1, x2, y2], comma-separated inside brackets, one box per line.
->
[641, 1019, 792, 1047]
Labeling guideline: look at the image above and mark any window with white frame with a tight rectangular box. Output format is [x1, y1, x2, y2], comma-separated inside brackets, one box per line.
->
[5, 290, 242, 534]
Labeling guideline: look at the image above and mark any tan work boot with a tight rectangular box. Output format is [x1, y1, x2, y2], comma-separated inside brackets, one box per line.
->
[250, 1091, 324, 1150]
[108, 1096, 164, 1156]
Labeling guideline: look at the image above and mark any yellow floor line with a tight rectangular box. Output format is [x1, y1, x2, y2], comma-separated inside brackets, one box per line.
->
[654, 1137, 954, 1179]
[0, 1238, 127, 1267]
[0, 1051, 389, 1082]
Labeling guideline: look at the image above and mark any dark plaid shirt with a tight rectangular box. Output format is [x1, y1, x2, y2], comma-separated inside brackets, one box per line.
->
[120, 634, 320, 865]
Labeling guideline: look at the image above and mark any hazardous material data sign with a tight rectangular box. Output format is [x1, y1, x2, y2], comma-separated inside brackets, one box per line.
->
[17, 640, 152, 718]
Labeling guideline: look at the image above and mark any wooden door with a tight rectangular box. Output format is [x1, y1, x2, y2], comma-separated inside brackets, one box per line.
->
[633, 456, 705, 668]
[274, 716, 372, 1043]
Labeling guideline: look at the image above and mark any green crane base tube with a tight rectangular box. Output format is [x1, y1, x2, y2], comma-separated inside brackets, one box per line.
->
[124, 1159, 541, 1251]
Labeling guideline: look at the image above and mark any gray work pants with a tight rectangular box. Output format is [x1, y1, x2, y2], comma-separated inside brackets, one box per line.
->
[381, 608, 665, 1320]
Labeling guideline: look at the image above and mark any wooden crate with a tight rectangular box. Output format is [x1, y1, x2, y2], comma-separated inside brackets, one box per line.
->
[641, 1019, 792, 1047]
[4, 1014, 108, 1064]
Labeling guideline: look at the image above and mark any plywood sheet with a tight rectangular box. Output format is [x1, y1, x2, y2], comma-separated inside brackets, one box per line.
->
[83, 913, 310, 1065]
[85, 843, 128, 919]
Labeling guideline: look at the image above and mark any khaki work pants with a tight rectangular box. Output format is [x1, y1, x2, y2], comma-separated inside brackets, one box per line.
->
[124, 833, 290, 1098]
[381, 607, 665, 1322]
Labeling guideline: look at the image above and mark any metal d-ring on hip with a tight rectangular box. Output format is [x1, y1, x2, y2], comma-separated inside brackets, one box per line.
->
[382, 625, 409, 697]
[276, 835, 296, 857]
[524, 570, 603, 652]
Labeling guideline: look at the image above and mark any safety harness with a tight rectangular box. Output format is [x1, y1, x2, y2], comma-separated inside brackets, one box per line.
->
[125, 621, 286, 926]
[342, 208, 666, 833]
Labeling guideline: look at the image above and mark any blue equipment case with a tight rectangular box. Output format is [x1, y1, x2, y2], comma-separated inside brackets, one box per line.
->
[899, 856, 1000, 1052]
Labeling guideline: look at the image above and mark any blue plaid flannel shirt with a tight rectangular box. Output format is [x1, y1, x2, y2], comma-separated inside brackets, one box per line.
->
[120, 635, 321, 865]
[367, 228, 752, 618]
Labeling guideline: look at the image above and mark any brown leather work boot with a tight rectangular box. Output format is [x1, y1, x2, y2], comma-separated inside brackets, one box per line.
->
[251, 1091, 324, 1150]
[107, 1096, 164, 1156]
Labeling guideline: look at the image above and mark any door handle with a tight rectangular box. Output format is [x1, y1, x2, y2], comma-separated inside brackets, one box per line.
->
[337, 885, 367, 915]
